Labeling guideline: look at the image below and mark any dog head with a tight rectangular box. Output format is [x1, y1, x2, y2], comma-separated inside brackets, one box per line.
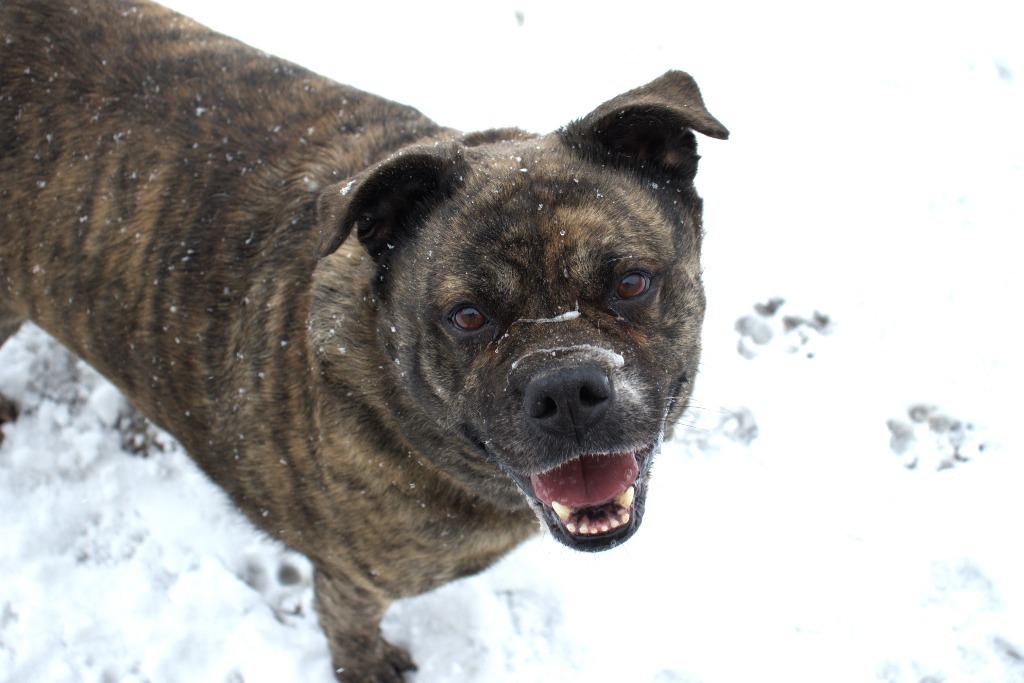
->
[314, 71, 727, 552]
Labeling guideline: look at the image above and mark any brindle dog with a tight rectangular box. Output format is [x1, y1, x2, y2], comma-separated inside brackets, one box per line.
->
[0, 0, 728, 679]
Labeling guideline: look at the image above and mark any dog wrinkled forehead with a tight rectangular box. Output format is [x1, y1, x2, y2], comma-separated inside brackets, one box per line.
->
[425, 164, 680, 312]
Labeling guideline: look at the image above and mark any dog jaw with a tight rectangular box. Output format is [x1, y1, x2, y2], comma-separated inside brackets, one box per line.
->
[498, 440, 661, 552]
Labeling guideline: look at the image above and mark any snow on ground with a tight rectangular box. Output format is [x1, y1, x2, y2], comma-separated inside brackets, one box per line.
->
[2, 0, 1023, 681]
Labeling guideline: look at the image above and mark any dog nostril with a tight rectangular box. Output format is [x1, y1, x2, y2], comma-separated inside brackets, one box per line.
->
[526, 394, 559, 420]
[579, 384, 608, 407]
[537, 396, 558, 420]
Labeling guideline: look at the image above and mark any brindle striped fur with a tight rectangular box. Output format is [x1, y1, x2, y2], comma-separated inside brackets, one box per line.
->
[0, 1, 727, 679]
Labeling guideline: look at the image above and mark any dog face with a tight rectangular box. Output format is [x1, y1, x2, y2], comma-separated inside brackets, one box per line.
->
[314, 71, 727, 552]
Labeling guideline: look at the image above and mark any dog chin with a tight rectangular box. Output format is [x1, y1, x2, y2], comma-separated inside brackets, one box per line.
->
[505, 441, 660, 552]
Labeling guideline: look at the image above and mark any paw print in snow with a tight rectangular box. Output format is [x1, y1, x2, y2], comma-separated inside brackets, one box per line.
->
[680, 405, 759, 454]
[886, 404, 986, 471]
[239, 551, 314, 623]
[735, 297, 833, 359]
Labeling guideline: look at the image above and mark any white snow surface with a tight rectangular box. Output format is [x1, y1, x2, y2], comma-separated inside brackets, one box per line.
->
[2, 1, 1023, 681]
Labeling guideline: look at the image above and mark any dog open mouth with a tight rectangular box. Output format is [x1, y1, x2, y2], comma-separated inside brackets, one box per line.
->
[506, 446, 655, 551]
[532, 451, 638, 536]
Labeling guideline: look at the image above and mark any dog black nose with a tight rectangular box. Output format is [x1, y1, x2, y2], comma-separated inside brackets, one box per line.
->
[523, 365, 613, 436]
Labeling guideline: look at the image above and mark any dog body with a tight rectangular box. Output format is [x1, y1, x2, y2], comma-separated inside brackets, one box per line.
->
[0, 1, 727, 679]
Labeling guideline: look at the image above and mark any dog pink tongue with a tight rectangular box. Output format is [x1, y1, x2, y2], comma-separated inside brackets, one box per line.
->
[530, 453, 638, 508]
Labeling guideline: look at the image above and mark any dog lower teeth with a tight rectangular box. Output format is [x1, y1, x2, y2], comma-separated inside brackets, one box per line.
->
[550, 485, 635, 536]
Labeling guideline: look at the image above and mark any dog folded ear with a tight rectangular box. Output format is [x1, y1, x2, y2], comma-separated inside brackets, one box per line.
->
[560, 70, 728, 184]
[316, 143, 468, 260]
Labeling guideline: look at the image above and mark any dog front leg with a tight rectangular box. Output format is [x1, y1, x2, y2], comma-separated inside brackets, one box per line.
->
[314, 568, 415, 682]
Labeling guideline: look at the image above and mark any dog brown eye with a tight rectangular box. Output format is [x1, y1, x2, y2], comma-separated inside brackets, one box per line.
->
[616, 273, 651, 300]
[452, 306, 487, 331]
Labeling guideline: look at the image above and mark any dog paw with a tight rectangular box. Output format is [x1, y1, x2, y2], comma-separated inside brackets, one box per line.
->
[333, 639, 416, 682]
[735, 297, 833, 359]
[379, 641, 417, 679]
[886, 404, 986, 471]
